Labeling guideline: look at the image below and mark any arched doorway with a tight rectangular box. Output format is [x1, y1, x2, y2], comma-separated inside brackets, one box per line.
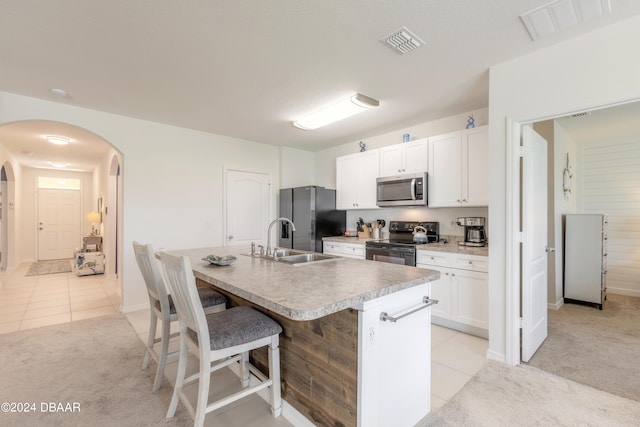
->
[0, 162, 16, 271]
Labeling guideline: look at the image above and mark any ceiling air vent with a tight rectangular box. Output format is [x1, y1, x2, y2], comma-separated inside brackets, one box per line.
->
[381, 26, 424, 54]
[571, 112, 592, 118]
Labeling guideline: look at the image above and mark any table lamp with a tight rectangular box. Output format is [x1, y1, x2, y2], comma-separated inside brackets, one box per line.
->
[86, 211, 101, 236]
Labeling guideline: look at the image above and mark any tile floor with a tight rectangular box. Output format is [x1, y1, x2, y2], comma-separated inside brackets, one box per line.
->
[1, 264, 488, 425]
[0, 261, 121, 334]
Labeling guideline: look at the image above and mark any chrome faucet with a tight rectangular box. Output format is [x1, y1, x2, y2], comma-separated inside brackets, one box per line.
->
[266, 217, 296, 257]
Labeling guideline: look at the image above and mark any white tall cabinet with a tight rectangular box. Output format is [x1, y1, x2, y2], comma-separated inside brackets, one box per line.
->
[428, 126, 488, 207]
[336, 149, 380, 210]
[564, 214, 608, 309]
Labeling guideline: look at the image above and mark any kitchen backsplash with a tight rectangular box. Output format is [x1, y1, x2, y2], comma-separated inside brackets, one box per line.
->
[345, 206, 489, 239]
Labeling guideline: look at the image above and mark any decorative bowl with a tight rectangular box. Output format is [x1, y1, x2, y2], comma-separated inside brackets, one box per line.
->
[202, 255, 236, 266]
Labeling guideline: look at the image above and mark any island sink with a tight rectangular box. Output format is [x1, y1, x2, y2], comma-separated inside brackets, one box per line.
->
[277, 252, 339, 264]
[245, 248, 341, 265]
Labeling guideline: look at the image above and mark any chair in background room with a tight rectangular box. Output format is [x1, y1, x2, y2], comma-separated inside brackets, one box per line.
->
[159, 251, 282, 427]
[133, 242, 227, 392]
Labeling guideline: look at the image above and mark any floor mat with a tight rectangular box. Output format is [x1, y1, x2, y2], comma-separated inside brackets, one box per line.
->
[25, 259, 73, 276]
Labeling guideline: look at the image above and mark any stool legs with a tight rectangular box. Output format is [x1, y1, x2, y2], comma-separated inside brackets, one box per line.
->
[141, 309, 158, 370]
[153, 316, 171, 392]
[269, 335, 282, 417]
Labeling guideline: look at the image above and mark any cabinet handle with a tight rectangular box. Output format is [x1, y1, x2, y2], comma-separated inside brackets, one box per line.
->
[457, 199, 461, 203]
[379, 297, 439, 323]
[468, 261, 473, 264]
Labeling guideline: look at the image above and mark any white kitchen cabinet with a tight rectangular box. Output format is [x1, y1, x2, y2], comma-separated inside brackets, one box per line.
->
[417, 250, 488, 337]
[323, 240, 366, 260]
[336, 150, 380, 209]
[428, 126, 488, 207]
[379, 138, 428, 177]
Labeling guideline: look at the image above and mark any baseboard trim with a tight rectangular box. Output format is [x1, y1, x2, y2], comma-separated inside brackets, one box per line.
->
[486, 349, 506, 364]
[547, 299, 564, 310]
[120, 302, 149, 314]
[606, 288, 640, 298]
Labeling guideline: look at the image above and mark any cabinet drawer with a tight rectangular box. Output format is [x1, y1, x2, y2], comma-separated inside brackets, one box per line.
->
[454, 255, 488, 272]
[323, 242, 366, 259]
[416, 251, 452, 267]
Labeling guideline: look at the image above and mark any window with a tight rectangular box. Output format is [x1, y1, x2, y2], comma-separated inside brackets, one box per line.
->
[37, 176, 80, 190]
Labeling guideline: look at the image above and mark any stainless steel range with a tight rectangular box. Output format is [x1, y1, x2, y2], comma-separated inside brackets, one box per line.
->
[365, 221, 439, 267]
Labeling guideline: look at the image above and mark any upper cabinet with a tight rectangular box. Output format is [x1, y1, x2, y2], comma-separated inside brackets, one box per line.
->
[336, 149, 380, 210]
[379, 138, 428, 177]
[428, 126, 488, 207]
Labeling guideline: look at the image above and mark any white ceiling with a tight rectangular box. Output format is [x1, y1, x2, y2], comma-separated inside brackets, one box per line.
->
[1, 0, 640, 172]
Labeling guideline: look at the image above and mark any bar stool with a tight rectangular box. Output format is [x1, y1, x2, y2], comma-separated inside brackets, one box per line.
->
[159, 251, 282, 427]
[133, 242, 227, 392]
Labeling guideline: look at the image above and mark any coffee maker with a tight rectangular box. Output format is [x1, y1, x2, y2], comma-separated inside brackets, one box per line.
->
[456, 217, 487, 247]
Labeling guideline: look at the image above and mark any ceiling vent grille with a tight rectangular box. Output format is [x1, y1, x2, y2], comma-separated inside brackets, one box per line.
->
[571, 111, 592, 118]
[520, 0, 611, 41]
[381, 27, 424, 54]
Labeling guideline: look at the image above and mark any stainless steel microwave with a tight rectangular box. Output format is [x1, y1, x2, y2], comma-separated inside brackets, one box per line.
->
[376, 172, 427, 207]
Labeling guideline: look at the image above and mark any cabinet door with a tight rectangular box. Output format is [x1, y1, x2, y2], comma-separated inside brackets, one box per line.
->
[463, 126, 488, 206]
[336, 154, 360, 209]
[451, 269, 488, 329]
[425, 266, 452, 320]
[379, 145, 403, 176]
[428, 132, 461, 207]
[403, 139, 428, 174]
[356, 149, 380, 209]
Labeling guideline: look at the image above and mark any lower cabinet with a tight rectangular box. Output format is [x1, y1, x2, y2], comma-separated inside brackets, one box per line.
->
[323, 241, 366, 260]
[417, 251, 488, 337]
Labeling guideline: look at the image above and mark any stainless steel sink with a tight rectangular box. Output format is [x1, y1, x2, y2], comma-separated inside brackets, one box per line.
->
[276, 253, 339, 264]
[243, 248, 341, 265]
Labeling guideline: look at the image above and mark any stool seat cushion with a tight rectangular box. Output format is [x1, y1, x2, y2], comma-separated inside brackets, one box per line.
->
[156, 286, 227, 314]
[188, 306, 283, 350]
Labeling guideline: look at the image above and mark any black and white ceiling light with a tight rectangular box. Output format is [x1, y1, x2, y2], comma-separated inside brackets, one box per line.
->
[292, 93, 380, 130]
[520, 0, 611, 41]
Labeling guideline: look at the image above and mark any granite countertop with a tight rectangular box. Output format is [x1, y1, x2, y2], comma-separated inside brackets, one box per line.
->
[323, 235, 489, 257]
[168, 246, 440, 321]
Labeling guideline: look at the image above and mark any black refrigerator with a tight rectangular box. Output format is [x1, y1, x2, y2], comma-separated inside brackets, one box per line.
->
[279, 186, 346, 253]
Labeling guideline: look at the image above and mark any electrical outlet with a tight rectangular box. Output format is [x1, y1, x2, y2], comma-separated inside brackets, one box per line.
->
[369, 326, 376, 344]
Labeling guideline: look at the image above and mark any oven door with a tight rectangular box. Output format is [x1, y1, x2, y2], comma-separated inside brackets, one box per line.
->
[366, 244, 416, 267]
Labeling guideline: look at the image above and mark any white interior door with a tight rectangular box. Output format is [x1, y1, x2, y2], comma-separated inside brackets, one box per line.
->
[37, 189, 81, 260]
[521, 125, 548, 362]
[224, 169, 271, 247]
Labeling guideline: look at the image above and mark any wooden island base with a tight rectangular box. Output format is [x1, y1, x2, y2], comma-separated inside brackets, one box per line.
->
[198, 278, 358, 426]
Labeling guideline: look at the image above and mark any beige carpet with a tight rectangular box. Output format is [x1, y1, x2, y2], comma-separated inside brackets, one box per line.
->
[25, 259, 73, 276]
[526, 294, 640, 402]
[0, 314, 191, 426]
[420, 361, 640, 427]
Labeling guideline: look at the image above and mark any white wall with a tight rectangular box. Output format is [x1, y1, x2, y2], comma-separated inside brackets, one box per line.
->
[280, 147, 315, 189]
[488, 14, 640, 364]
[0, 91, 281, 312]
[552, 121, 577, 307]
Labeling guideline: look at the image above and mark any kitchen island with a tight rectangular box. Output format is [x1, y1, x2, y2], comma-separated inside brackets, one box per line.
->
[169, 246, 440, 427]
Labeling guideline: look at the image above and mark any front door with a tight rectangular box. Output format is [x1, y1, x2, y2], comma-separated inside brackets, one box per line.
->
[224, 169, 271, 247]
[37, 189, 81, 260]
[521, 125, 548, 362]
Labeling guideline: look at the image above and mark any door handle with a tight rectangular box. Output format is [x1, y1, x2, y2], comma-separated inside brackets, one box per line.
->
[228, 235, 234, 241]
[545, 247, 556, 253]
